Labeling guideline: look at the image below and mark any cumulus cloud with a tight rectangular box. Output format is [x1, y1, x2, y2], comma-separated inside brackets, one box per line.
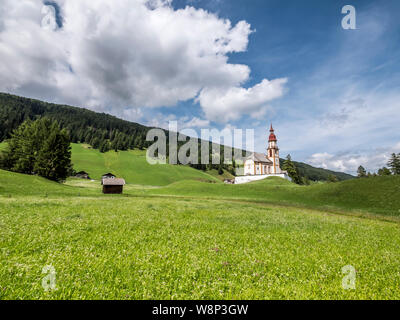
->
[308, 142, 400, 174]
[182, 117, 210, 128]
[136, 111, 209, 130]
[197, 78, 287, 122]
[0, 0, 286, 122]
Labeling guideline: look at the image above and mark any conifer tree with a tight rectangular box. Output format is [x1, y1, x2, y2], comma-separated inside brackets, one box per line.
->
[282, 154, 302, 184]
[0, 118, 72, 182]
[34, 125, 72, 182]
[387, 153, 400, 175]
[377, 167, 392, 176]
[357, 165, 367, 178]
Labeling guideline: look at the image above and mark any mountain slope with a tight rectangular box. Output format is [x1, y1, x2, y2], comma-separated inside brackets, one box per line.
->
[292, 160, 354, 181]
[71, 143, 219, 185]
[0, 92, 354, 181]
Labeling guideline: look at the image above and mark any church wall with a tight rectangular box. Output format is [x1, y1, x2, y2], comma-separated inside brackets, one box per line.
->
[235, 173, 292, 184]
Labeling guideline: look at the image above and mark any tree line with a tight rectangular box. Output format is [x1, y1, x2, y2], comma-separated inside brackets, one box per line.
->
[357, 153, 400, 178]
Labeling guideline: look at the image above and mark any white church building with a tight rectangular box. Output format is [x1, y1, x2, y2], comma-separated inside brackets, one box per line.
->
[235, 125, 291, 184]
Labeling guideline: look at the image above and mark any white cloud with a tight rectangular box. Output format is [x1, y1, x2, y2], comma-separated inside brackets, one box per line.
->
[308, 142, 400, 174]
[131, 111, 209, 130]
[197, 78, 287, 122]
[0, 0, 286, 122]
[182, 117, 210, 128]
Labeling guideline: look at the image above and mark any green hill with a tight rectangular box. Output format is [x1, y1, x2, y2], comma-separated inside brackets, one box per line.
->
[0, 92, 354, 181]
[0, 168, 98, 197]
[0, 142, 398, 216]
[147, 175, 400, 217]
[290, 160, 354, 181]
[2, 168, 400, 299]
[71, 143, 219, 186]
[1, 166, 399, 299]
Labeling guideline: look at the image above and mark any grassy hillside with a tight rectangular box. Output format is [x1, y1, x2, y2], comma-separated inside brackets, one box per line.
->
[1, 169, 400, 299]
[206, 168, 235, 181]
[1, 92, 354, 182]
[147, 176, 400, 218]
[0, 169, 99, 197]
[291, 160, 354, 181]
[71, 143, 219, 186]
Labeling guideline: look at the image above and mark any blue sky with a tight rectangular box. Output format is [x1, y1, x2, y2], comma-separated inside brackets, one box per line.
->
[169, 0, 400, 173]
[0, 0, 399, 174]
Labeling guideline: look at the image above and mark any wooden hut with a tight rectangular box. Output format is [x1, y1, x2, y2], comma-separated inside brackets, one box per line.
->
[102, 178, 126, 194]
[75, 171, 91, 179]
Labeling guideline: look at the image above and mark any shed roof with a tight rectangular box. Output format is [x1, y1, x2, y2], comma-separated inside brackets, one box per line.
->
[102, 178, 126, 186]
[102, 173, 116, 177]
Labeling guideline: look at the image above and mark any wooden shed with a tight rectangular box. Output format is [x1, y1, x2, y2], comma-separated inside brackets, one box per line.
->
[102, 178, 126, 194]
[75, 171, 91, 180]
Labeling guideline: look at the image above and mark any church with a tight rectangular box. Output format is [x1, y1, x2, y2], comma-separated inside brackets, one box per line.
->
[235, 125, 291, 184]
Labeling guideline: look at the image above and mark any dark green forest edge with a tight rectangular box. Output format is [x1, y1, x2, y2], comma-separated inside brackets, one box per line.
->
[0, 92, 354, 182]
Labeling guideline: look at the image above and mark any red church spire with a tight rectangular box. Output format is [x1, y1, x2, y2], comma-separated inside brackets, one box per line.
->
[269, 123, 277, 142]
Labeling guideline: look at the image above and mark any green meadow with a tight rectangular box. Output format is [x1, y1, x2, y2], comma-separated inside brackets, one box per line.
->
[70, 143, 219, 185]
[1, 145, 400, 299]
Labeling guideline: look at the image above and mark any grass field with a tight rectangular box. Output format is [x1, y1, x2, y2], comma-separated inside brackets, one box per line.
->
[1, 143, 400, 300]
[1, 167, 400, 299]
[145, 176, 400, 219]
[70, 143, 219, 185]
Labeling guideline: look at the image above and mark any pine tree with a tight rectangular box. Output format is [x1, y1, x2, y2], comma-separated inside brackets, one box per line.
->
[301, 176, 311, 185]
[136, 139, 143, 150]
[99, 141, 106, 153]
[377, 167, 392, 176]
[99, 140, 109, 153]
[0, 120, 32, 172]
[34, 125, 72, 182]
[282, 154, 301, 184]
[0, 118, 72, 182]
[357, 165, 367, 178]
[387, 153, 400, 175]
[91, 137, 101, 149]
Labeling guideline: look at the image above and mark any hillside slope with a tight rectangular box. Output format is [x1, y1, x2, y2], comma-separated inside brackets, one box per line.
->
[0, 169, 98, 196]
[71, 143, 219, 185]
[0, 92, 354, 181]
[291, 160, 354, 181]
[147, 176, 400, 217]
[0, 167, 399, 217]
[2, 173, 400, 299]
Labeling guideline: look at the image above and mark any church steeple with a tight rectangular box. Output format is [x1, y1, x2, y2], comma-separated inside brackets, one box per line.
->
[269, 124, 277, 142]
[267, 123, 280, 174]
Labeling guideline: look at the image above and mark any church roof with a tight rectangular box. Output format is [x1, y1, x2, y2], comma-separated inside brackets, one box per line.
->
[246, 152, 273, 164]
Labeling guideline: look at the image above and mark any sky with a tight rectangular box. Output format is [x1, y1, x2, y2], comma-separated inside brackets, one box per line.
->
[0, 0, 399, 174]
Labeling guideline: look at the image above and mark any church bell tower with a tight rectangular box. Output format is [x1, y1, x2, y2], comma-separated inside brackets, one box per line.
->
[267, 124, 281, 174]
